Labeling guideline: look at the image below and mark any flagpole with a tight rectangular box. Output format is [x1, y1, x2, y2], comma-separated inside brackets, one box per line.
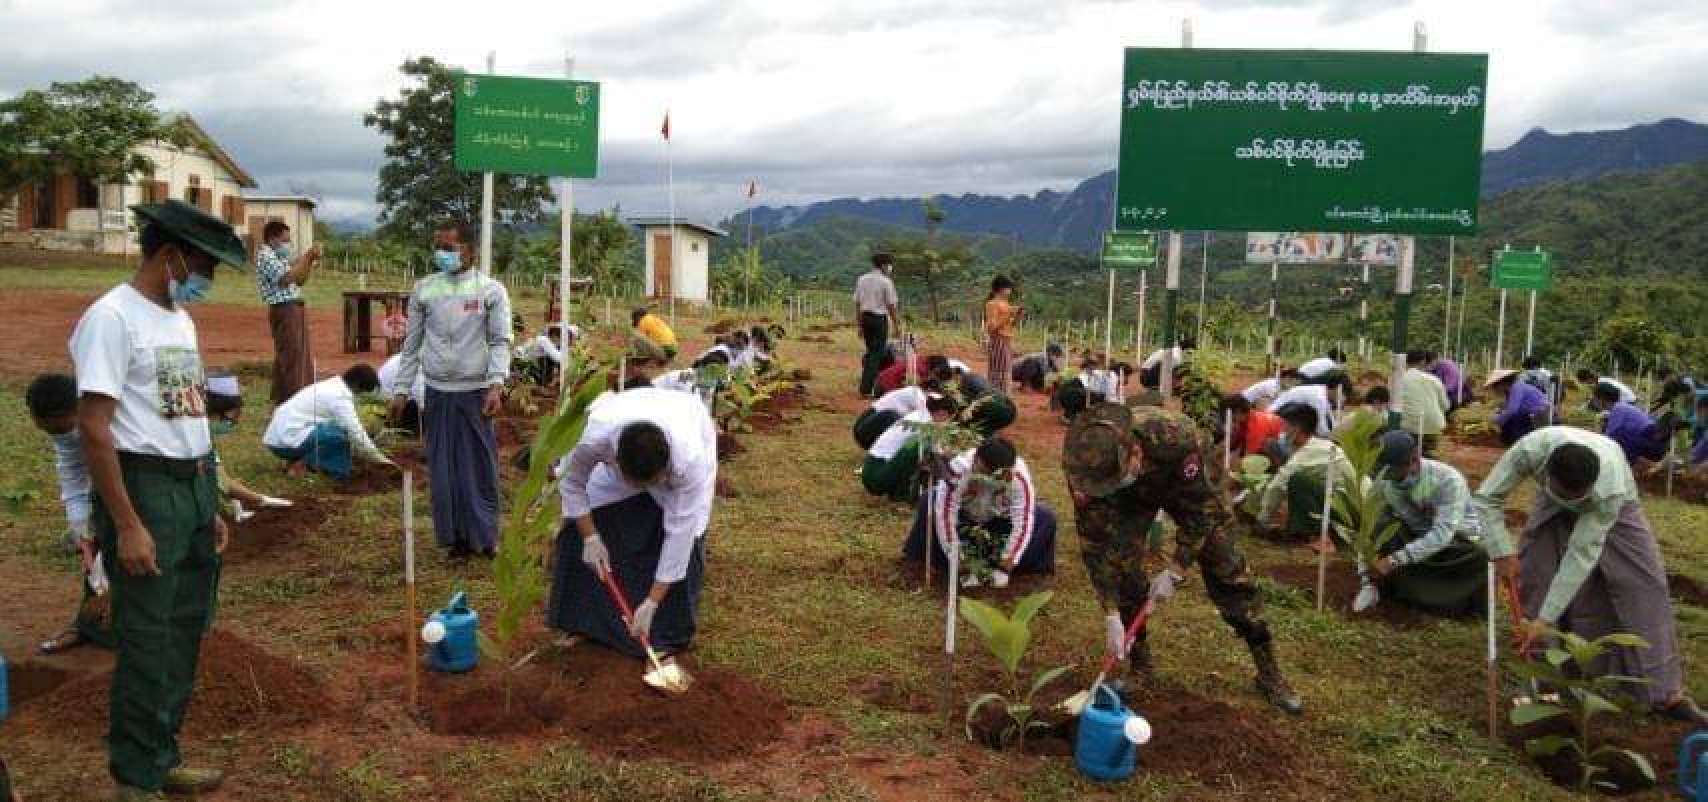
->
[665, 109, 678, 326]
[745, 181, 756, 311]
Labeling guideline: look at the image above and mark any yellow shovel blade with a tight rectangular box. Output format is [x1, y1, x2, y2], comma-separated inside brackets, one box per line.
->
[643, 657, 693, 695]
[1059, 689, 1091, 716]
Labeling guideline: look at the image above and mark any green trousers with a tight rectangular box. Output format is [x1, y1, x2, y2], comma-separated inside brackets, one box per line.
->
[862, 440, 922, 502]
[93, 454, 221, 792]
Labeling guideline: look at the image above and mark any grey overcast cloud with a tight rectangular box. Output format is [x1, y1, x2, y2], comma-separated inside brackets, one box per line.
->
[3, 0, 1705, 226]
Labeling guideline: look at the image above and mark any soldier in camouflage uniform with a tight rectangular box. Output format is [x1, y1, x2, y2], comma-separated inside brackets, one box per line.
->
[1063, 402, 1303, 714]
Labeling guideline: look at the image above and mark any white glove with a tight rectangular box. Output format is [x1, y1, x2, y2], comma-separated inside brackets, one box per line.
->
[990, 570, 1010, 589]
[630, 598, 658, 642]
[960, 573, 983, 589]
[231, 500, 256, 523]
[258, 496, 293, 509]
[1150, 569, 1185, 602]
[1353, 582, 1381, 613]
[581, 534, 611, 576]
[1104, 612, 1128, 660]
[87, 551, 109, 596]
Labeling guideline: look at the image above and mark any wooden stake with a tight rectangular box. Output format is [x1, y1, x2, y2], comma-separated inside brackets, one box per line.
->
[1486, 560, 1498, 740]
[941, 482, 958, 736]
[403, 470, 418, 710]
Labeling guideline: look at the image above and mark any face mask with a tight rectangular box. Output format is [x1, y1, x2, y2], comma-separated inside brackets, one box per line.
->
[211, 419, 236, 436]
[1543, 483, 1589, 513]
[274, 243, 293, 261]
[169, 252, 212, 305]
[434, 250, 463, 273]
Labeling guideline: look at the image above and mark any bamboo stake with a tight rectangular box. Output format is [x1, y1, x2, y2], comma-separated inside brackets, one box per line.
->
[940, 481, 959, 736]
[403, 470, 418, 710]
[1486, 560, 1497, 740]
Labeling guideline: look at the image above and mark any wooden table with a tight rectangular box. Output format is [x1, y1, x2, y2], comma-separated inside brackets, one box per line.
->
[342, 291, 411, 354]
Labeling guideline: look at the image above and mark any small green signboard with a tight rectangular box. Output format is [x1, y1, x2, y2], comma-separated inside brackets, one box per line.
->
[1102, 230, 1157, 269]
[1491, 248, 1551, 291]
[455, 74, 600, 178]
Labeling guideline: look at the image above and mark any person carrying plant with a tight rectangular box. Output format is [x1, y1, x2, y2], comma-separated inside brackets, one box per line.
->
[264, 364, 395, 482]
[550, 387, 717, 660]
[631, 305, 678, 362]
[862, 393, 959, 502]
[1472, 426, 1707, 726]
[390, 220, 512, 559]
[854, 251, 903, 398]
[903, 436, 1056, 588]
[1397, 350, 1451, 456]
[1063, 402, 1304, 715]
[983, 275, 1020, 394]
[1355, 431, 1489, 615]
[1487, 369, 1551, 446]
[26, 372, 113, 656]
[1256, 404, 1362, 543]
[69, 199, 243, 799]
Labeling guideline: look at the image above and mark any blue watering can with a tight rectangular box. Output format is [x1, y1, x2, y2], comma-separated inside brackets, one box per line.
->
[0, 651, 9, 721]
[1681, 732, 1708, 800]
[1075, 684, 1153, 782]
[423, 591, 480, 673]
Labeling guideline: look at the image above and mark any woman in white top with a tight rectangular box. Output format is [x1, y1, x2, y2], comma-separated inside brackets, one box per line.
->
[861, 393, 959, 501]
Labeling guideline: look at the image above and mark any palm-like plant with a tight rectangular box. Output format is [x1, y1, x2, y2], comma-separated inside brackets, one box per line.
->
[1508, 627, 1655, 793]
[1328, 411, 1402, 569]
[959, 591, 1070, 749]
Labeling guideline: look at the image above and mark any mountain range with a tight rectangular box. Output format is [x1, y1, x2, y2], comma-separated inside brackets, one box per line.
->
[726, 118, 1708, 252]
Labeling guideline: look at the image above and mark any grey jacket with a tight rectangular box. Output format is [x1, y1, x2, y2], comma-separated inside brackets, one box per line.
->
[396, 270, 513, 394]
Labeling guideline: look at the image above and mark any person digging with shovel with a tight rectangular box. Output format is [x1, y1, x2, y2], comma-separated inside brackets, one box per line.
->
[1064, 403, 1303, 715]
[548, 387, 717, 689]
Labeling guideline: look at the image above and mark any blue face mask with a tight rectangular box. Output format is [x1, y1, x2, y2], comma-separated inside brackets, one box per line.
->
[433, 250, 462, 273]
[169, 253, 212, 305]
[274, 243, 293, 261]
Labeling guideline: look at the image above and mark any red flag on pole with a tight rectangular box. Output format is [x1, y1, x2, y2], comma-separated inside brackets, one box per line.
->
[745, 180, 757, 199]
[661, 111, 671, 141]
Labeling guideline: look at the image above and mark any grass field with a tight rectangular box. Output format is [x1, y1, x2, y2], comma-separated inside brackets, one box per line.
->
[0, 258, 1701, 801]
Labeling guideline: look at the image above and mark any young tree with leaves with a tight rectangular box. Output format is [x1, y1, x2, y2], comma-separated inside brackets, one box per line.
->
[364, 57, 554, 254]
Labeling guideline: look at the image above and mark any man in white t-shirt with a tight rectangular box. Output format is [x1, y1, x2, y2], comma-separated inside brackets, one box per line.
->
[69, 200, 245, 798]
[263, 365, 395, 480]
[377, 353, 426, 435]
[1271, 382, 1339, 436]
[1241, 369, 1300, 409]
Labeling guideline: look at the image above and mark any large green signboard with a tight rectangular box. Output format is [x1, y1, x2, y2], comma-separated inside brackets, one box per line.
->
[1491, 248, 1552, 291]
[1102, 230, 1156, 269]
[1116, 49, 1488, 236]
[455, 74, 600, 178]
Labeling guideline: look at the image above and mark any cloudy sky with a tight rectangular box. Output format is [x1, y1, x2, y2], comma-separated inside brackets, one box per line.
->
[3, 0, 1705, 226]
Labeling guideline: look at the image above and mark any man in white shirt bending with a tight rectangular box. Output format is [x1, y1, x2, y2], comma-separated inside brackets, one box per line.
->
[263, 364, 394, 480]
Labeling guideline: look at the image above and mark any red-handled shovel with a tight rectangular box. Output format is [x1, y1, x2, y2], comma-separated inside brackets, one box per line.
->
[598, 568, 693, 695]
[1060, 595, 1159, 715]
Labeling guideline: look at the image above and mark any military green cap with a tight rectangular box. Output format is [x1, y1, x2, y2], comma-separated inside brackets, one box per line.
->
[1063, 402, 1134, 498]
[130, 200, 247, 268]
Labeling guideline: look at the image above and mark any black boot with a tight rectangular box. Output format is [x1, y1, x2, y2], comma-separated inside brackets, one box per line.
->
[1249, 641, 1303, 715]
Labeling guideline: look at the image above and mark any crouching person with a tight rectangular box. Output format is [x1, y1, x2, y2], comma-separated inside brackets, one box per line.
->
[902, 437, 1056, 587]
[1354, 431, 1489, 615]
[549, 388, 716, 659]
[862, 392, 958, 501]
[262, 364, 394, 480]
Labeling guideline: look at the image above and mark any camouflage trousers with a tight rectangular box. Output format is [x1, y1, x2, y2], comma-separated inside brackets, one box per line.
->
[1073, 467, 1272, 648]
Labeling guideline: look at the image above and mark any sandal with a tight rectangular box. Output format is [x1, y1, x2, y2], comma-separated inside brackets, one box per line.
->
[39, 627, 86, 655]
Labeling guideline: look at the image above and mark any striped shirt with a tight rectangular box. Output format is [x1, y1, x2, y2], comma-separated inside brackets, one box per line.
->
[933, 448, 1036, 568]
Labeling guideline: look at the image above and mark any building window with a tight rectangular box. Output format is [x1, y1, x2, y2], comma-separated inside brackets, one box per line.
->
[76, 177, 100, 209]
[691, 242, 700, 253]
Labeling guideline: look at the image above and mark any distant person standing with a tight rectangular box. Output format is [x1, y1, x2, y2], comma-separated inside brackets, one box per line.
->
[854, 252, 902, 398]
[253, 221, 321, 404]
[391, 221, 513, 558]
[983, 275, 1019, 394]
[70, 200, 245, 798]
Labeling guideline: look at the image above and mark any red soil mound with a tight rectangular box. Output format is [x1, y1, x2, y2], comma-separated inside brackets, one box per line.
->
[224, 498, 334, 562]
[424, 644, 788, 762]
[14, 629, 329, 737]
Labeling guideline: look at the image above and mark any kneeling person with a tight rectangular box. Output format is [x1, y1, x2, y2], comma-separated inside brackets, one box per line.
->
[550, 388, 716, 658]
[903, 437, 1057, 587]
[263, 364, 394, 480]
[1356, 431, 1489, 615]
[862, 393, 958, 501]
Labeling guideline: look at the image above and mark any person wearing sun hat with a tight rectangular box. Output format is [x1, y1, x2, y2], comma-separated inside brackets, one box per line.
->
[68, 199, 246, 800]
[1064, 402, 1302, 715]
[1487, 368, 1551, 446]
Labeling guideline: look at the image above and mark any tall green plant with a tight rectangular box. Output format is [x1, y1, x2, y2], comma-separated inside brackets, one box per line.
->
[1329, 411, 1401, 568]
[958, 592, 1069, 749]
[1508, 627, 1655, 793]
[488, 357, 607, 666]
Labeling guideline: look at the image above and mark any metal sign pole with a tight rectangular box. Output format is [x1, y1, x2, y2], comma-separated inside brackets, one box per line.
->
[1524, 290, 1537, 359]
[479, 51, 496, 275]
[1494, 288, 1508, 372]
